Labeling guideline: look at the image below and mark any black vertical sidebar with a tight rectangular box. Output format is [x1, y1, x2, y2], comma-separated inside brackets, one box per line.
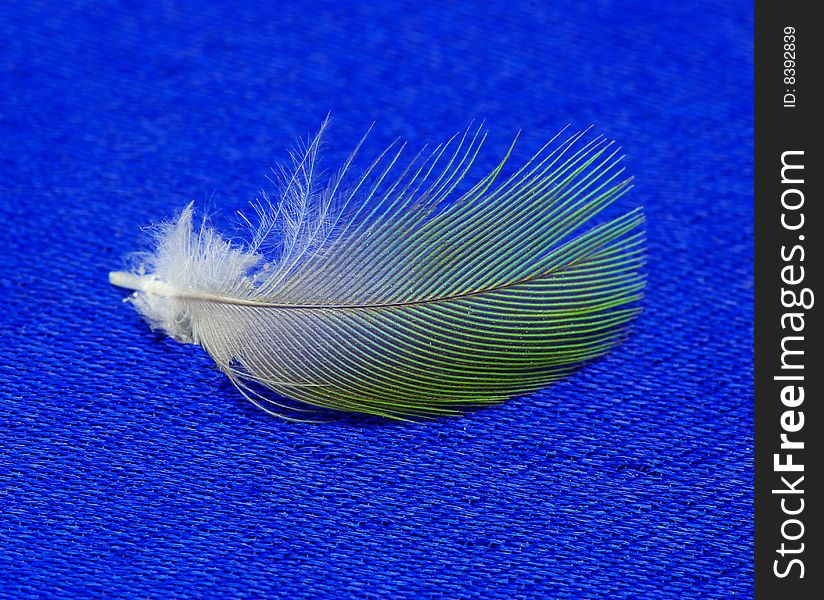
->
[755, 1, 822, 598]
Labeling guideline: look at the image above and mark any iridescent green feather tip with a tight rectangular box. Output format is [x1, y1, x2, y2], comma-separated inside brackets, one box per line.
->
[109, 119, 645, 419]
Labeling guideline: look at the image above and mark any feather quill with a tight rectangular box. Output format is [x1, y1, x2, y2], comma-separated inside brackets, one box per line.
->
[110, 120, 645, 419]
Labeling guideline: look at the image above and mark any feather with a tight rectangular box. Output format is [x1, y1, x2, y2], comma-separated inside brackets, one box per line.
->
[109, 119, 645, 419]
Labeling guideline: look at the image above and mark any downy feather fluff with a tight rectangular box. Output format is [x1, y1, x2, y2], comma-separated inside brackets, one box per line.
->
[110, 120, 645, 419]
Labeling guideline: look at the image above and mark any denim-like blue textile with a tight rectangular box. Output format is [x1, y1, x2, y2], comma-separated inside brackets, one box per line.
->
[0, 1, 753, 598]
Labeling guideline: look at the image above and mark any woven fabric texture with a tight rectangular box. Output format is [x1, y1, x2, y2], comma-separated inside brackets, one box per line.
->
[0, 1, 753, 598]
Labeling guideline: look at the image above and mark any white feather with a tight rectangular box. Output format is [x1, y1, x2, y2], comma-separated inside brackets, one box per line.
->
[110, 119, 645, 419]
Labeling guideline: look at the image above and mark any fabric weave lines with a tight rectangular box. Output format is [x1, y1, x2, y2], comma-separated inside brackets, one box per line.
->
[0, 1, 753, 598]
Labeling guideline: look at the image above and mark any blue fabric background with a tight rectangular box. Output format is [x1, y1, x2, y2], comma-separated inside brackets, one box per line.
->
[0, 1, 753, 598]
